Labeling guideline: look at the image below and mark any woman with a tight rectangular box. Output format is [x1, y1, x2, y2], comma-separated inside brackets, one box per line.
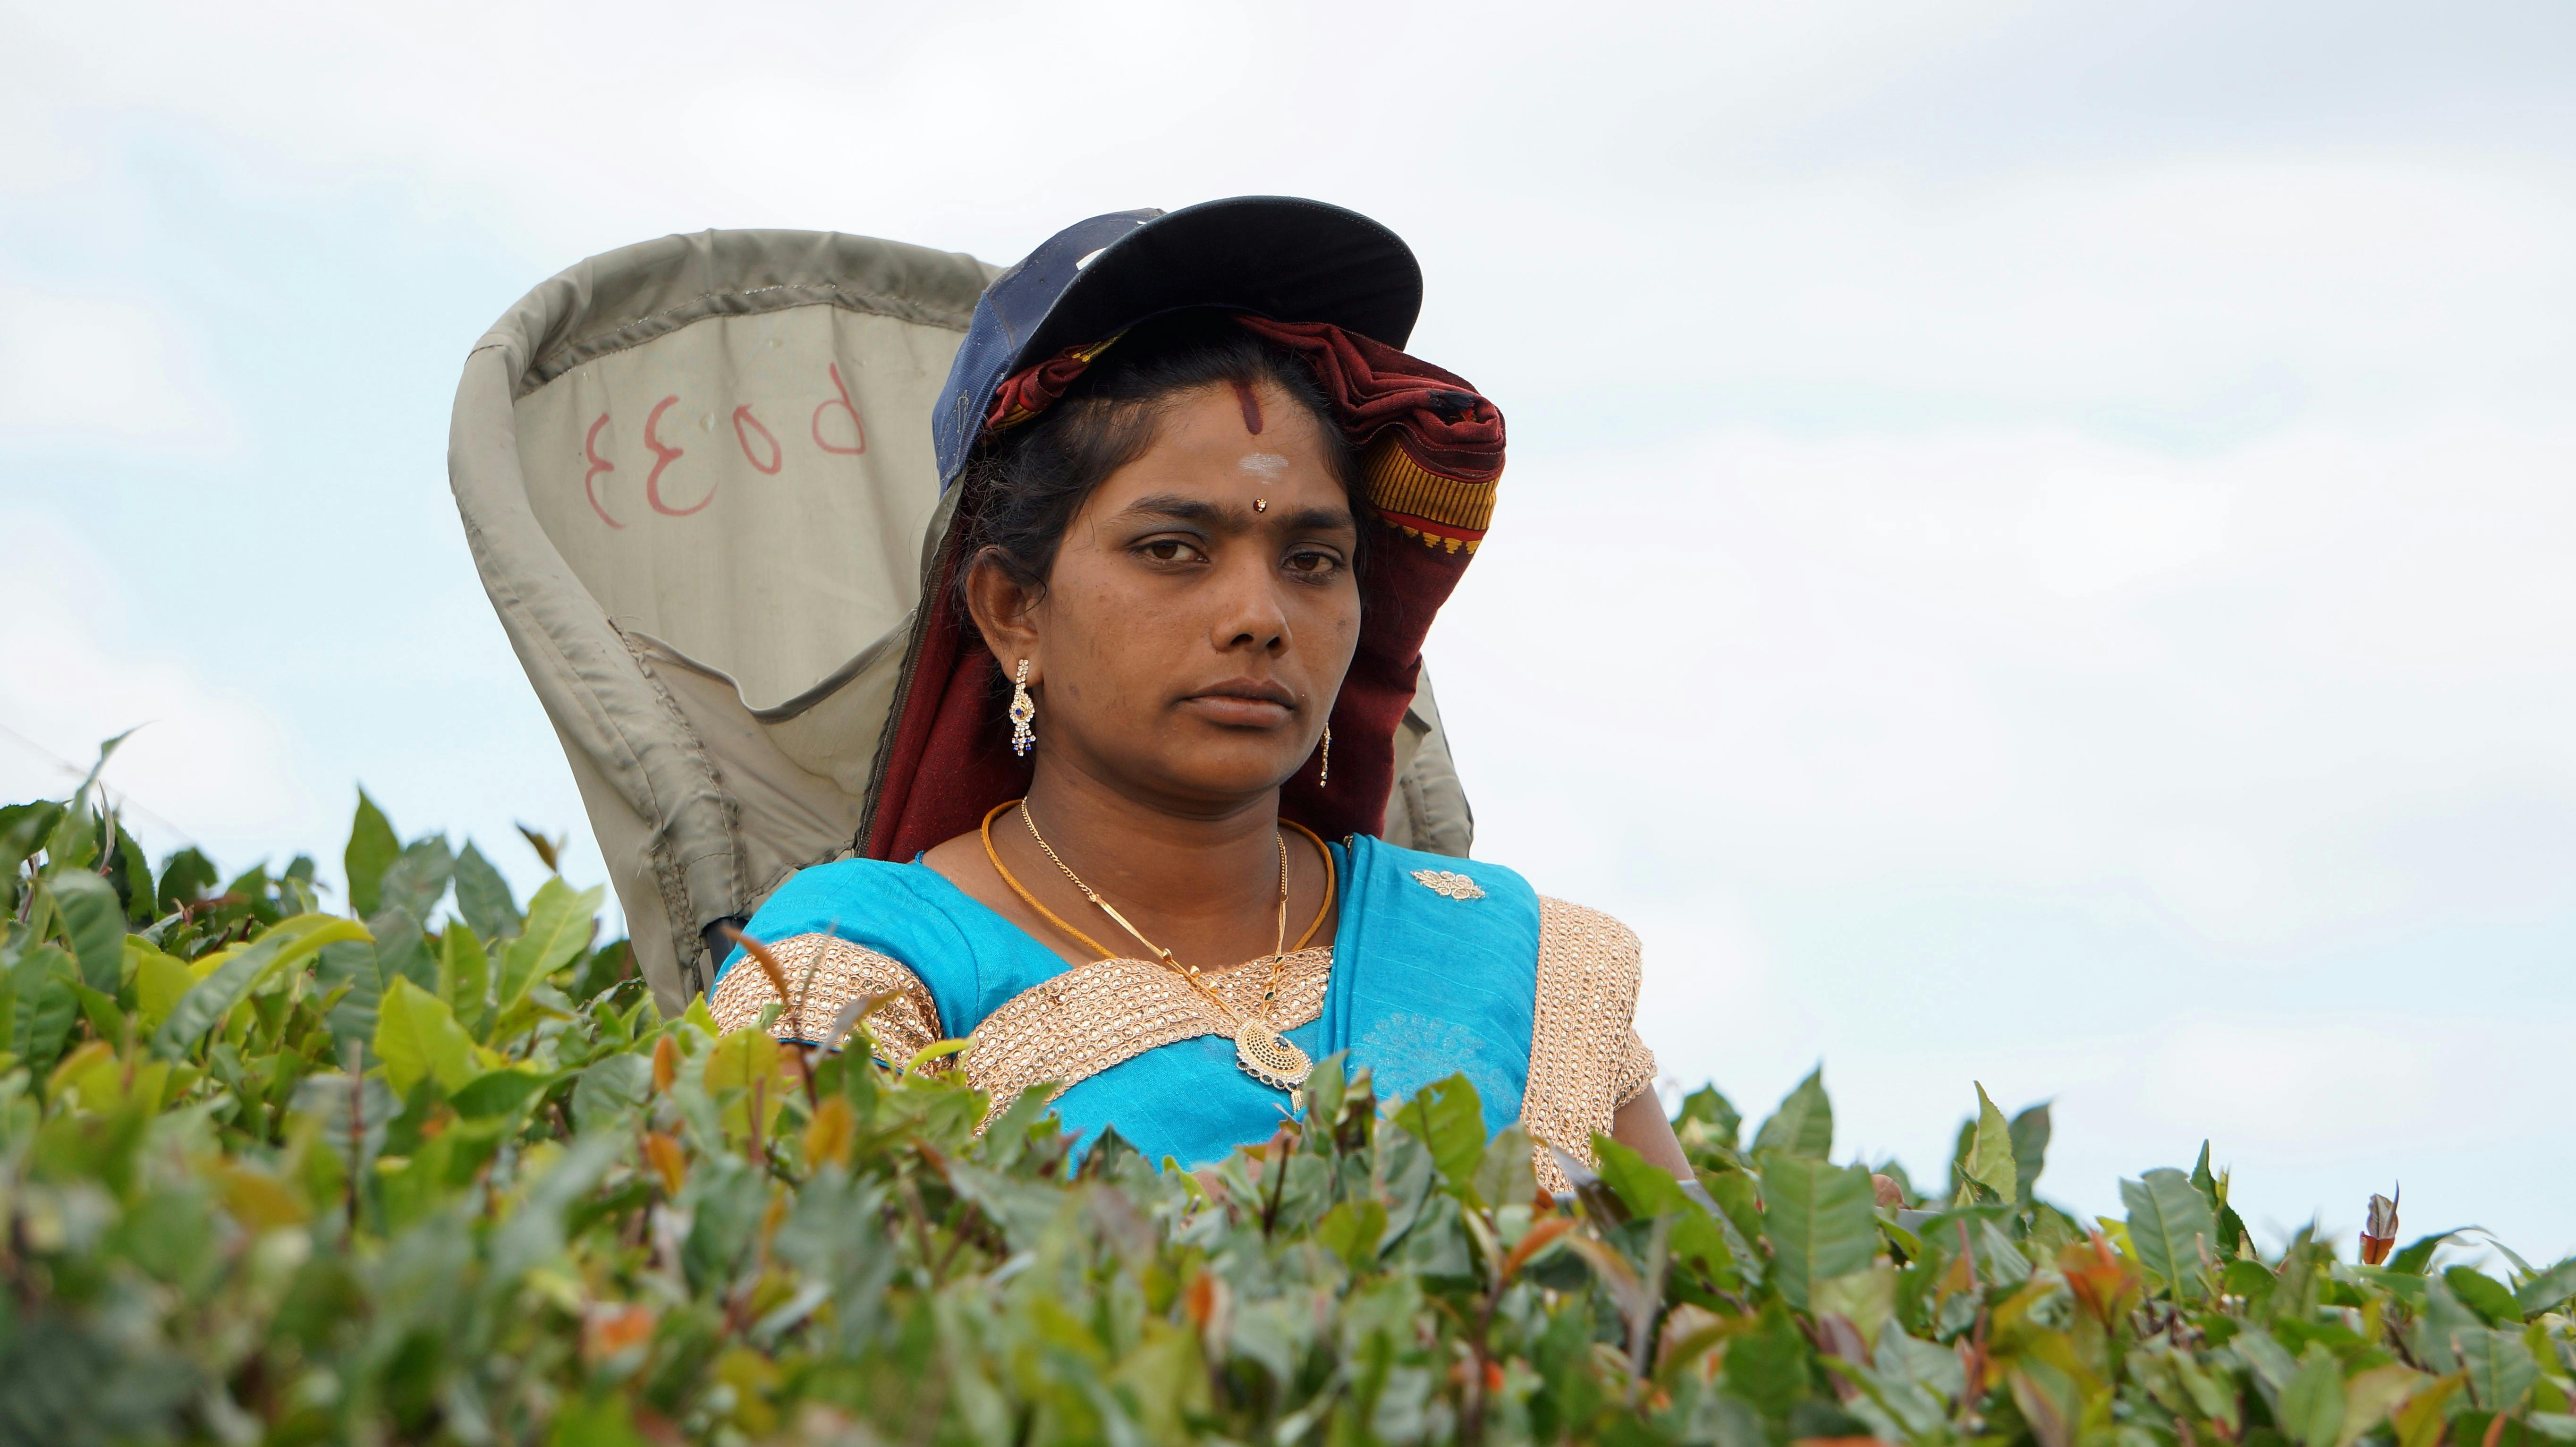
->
[709, 198, 1687, 1187]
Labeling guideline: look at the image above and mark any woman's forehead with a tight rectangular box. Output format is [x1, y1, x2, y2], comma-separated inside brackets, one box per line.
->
[1093, 383, 1343, 507]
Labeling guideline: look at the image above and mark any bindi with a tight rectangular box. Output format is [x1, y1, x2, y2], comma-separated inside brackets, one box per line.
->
[1228, 378, 1265, 434]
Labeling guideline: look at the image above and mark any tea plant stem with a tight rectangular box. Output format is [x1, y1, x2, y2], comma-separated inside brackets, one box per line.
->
[936, 1202, 984, 1282]
[346, 1042, 365, 1232]
[897, 1168, 940, 1283]
[1261, 1129, 1292, 1238]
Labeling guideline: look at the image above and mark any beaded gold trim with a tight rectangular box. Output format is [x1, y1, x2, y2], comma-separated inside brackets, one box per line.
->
[1521, 897, 1657, 1195]
[964, 948, 1333, 1129]
[704, 933, 945, 1062]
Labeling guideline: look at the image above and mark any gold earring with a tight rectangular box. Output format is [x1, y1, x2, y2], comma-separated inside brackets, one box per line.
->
[1318, 723, 1330, 785]
[1008, 659, 1036, 758]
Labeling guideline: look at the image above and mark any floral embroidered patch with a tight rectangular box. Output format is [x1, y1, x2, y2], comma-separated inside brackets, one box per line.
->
[1410, 869, 1486, 901]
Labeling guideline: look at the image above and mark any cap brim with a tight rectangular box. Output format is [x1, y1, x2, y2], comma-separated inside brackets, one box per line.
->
[1018, 196, 1422, 364]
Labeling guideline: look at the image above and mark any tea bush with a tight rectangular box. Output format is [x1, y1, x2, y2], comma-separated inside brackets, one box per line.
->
[2, 764, 2570, 1446]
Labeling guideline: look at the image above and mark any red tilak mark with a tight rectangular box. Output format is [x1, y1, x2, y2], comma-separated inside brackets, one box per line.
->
[813, 363, 866, 455]
[583, 413, 625, 529]
[732, 405, 782, 475]
[1229, 378, 1264, 434]
[643, 395, 713, 516]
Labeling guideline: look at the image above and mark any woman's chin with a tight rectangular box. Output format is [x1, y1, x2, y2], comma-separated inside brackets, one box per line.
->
[1134, 750, 1317, 806]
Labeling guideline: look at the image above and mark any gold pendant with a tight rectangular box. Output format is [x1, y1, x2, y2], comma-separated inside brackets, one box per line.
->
[1233, 1019, 1313, 1091]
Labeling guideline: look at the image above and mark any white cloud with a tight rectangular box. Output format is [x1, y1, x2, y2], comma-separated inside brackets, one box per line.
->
[0, 510, 319, 861]
[1434, 410, 2576, 1245]
[0, 282, 235, 450]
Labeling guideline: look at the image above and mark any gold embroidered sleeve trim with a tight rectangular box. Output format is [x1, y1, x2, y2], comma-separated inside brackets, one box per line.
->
[1520, 897, 1652, 1195]
[963, 948, 1332, 1129]
[704, 933, 944, 1062]
[1612, 1031, 1659, 1111]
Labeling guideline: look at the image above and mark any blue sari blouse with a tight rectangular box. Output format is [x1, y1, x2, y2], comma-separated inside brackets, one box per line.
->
[707, 834, 1654, 1183]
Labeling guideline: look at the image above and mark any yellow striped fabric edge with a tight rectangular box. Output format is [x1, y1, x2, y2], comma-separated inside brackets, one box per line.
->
[1364, 440, 1499, 534]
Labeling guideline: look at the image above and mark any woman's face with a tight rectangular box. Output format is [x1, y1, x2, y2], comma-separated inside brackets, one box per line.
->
[972, 378, 1362, 813]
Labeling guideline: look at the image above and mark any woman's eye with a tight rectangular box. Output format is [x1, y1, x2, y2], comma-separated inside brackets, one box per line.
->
[1140, 538, 1204, 563]
[1284, 550, 1343, 577]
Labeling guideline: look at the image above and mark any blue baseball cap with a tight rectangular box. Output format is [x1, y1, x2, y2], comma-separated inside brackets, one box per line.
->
[931, 196, 1424, 491]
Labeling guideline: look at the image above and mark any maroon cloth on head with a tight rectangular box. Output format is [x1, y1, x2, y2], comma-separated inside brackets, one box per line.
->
[862, 319, 1495, 863]
[983, 344, 1100, 430]
[1231, 317, 1504, 483]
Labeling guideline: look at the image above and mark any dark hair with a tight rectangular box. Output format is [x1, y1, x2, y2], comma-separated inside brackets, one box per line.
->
[952, 310, 1368, 614]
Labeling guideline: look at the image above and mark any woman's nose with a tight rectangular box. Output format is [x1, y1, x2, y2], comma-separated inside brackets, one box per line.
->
[1210, 553, 1291, 652]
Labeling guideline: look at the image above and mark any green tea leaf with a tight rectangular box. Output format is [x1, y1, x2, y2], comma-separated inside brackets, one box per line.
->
[500, 877, 601, 1010]
[2445, 1267, 2521, 1326]
[439, 921, 490, 1034]
[49, 871, 126, 994]
[1395, 1074, 1488, 1195]
[1958, 1083, 2016, 1203]
[373, 977, 477, 1096]
[1313, 1199, 1389, 1269]
[452, 843, 522, 941]
[2457, 1327, 2538, 1412]
[152, 915, 370, 1060]
[1721, 1302, 1814, 1420]
[365, 904, 435, 995]
[571, 1053, 652, 1130]
[1677, 1084, 1742, 1148]
[2123, 1167, 2219, 1301]
[110, 825, 155, 924]
[153, 846, 217, 916]
[1761, 1152, 1876, 1311]
[11, 944, 80, 1073]
[2279, 1345, 2346, 1447]
[2009, 1101, 2051, 1207]
[1752, 1066, 1832, 1160]
[314, 938, 380, 1047]
[1593, 1135, 1741, 1290]
[2416, 1273, 2490, 1372]
[2388, 1228, 2474, 1275]
[344, 788, 399, 919]
[377, 836, 453, 926]
[1812, 1263, 1896, 1346]
[2514, 1258, 2576, 1318]
[68, 981, 123, 1048]
[551, 1394, 651, 1447]
[0, 802, 62, 878]
[452, 1068, 553, 1120]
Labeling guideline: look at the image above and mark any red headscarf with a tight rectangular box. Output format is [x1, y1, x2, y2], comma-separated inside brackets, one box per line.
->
[862, 315, 1503, 861]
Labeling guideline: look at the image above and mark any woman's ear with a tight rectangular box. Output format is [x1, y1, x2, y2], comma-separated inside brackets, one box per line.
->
[961, 547, 1044, 674]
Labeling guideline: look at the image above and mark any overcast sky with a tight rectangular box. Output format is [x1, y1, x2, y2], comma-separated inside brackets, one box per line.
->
[5, 1, 2571, 1255]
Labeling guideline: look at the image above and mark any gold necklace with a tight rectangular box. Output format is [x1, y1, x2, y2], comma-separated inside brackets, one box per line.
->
[979, 800, 1332, 1096]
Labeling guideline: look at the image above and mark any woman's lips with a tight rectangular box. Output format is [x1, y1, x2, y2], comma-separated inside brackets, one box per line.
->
[1182, 683, 1296, 728]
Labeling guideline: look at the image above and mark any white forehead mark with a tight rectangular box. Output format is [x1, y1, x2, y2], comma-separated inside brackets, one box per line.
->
[1239, 452, 1289, 478]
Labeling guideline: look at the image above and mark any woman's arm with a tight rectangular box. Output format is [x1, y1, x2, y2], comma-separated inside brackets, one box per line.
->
[1611, 1091, 1695, 1177]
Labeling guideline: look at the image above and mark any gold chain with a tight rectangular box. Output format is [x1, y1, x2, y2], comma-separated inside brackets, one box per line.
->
[977, 800, 1334, 1037]
[1024, 801, 1292, 1027]
[1025, 799, 1287, 971]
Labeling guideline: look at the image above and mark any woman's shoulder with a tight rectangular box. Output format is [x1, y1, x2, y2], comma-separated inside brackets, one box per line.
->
[1347, 834, 1641, 952]
[1533, 895, 1642, 960]
[1347, 834, 1535, 910]
[730, 858, 938, 952]
[709, 856, 981, 1051]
